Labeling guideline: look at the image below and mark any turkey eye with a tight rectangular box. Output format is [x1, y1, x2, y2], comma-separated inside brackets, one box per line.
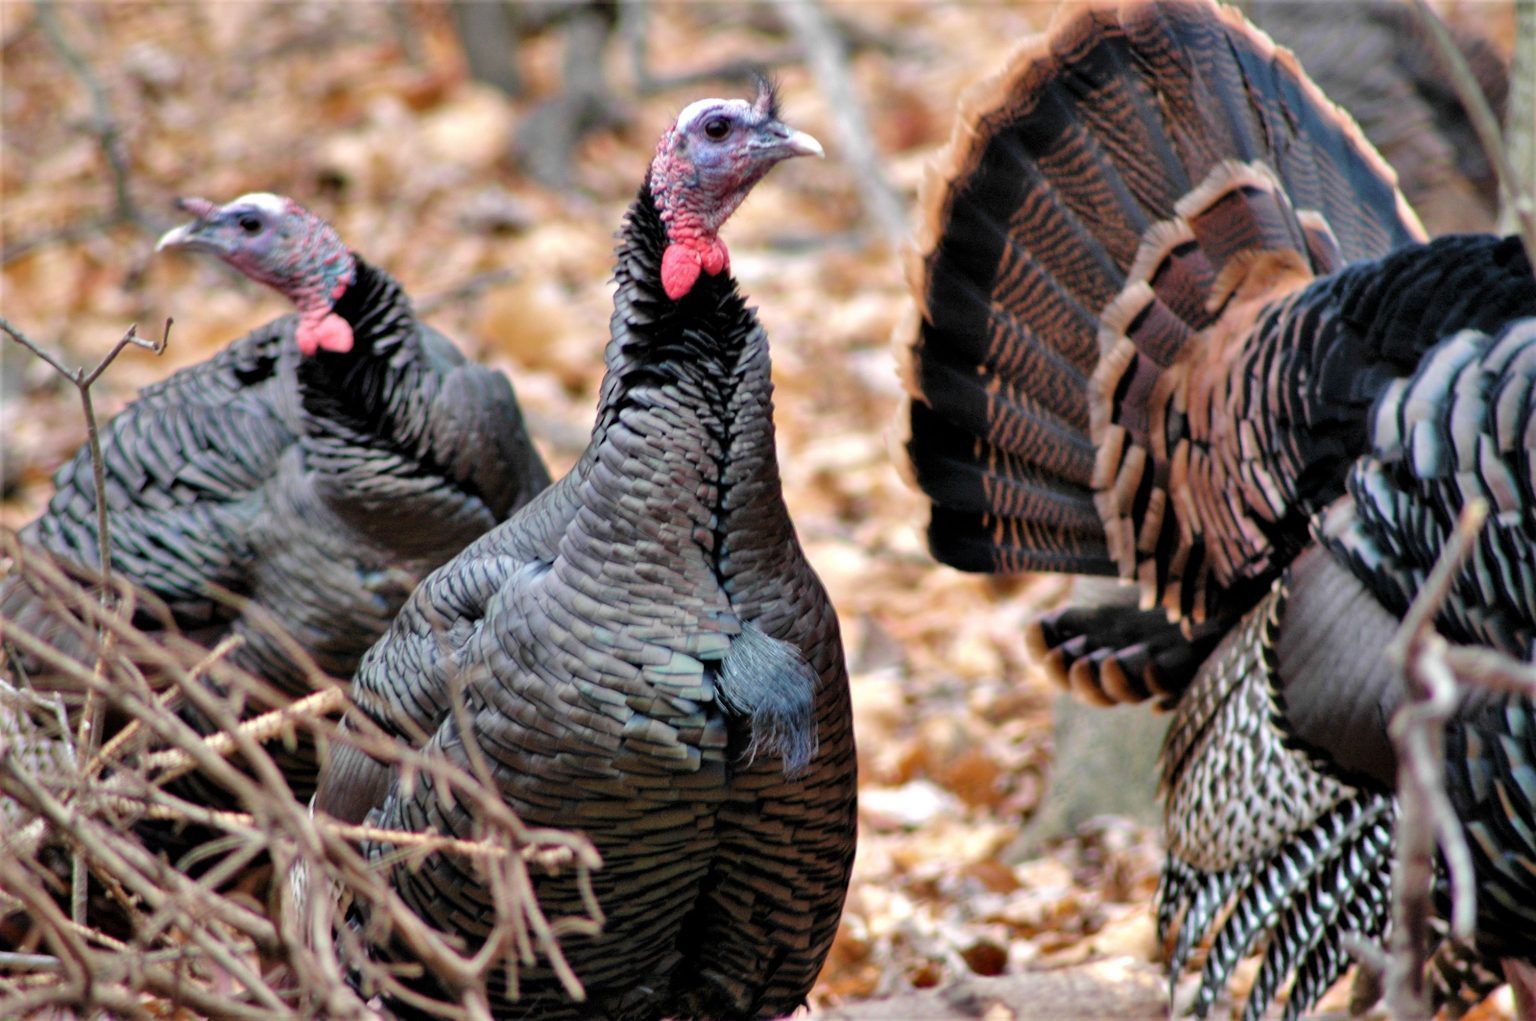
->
[703, 117, 730, 140]
[238, 216, 262, 233]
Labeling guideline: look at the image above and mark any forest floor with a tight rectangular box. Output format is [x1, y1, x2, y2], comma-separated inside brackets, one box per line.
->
[0, 2, 1516, 1019]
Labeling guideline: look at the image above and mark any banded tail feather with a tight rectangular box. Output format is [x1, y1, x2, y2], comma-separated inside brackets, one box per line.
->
[1025, 602, 1221, 707]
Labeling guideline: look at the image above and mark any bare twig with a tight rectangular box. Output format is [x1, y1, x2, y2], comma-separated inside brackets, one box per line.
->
[1504, 0, 1536, 245]
[1440, 644, 1536, 698]
[3, 2, 159, 265]
[1408, 0, 1536, 268]
[1, 315, 168, 927]
[81, 637, 237, 780]
[1383, 500, 1487, 1020]
[774, 0, 907, 250]
[137, 683, 345, 783]
[0, 317, 169, 600]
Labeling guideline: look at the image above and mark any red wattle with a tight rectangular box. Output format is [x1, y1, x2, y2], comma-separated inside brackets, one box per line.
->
[700, 239, 729, 277]
[662, 238, 733, 300]
[662, 244, 702, 300]
[297, 312, 355, 357]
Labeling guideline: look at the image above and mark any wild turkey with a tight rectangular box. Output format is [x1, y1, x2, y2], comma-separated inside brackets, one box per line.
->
[2, 193, 550, 803]
[312, 80, 857, 1019]
[896, 1, 1536, 1018]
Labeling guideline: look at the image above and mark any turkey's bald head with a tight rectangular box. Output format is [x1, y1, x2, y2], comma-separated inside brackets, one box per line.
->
[648, 78, 823, 300]
[158, 193, 358, 357]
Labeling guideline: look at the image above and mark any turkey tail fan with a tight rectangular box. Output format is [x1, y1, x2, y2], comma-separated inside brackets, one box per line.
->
[896, 0, 1424, 623]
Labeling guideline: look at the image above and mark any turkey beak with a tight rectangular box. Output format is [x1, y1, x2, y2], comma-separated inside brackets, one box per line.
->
[157, 222, 193, 252]
[759, 124, 825, 162]
[157, 199, 231, 255]
[157, 221, 229, 256]
[783, 128, 824, 159]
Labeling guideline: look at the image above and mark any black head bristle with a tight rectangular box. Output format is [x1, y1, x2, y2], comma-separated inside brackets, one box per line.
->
[751, 71, 781, 121]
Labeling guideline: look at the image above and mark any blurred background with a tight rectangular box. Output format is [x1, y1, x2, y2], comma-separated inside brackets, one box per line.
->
[0, 1, 1518, 1015]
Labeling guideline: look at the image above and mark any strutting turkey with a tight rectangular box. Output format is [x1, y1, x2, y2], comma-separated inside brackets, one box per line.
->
[896, 1, 1536, 1018]
[1, 193, 550, 806]
[312, 80, 857, 1019]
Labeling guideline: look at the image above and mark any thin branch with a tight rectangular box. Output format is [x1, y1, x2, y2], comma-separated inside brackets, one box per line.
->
[774, 0, 907, 250]
[1383, 499, 1487, 1020]
[3, 1, 155, 268]
[1408, 0, 1536, 268]
[137, 683, 345, 784]
[0, 317, 169, 600]
[2, 315, 167, 928]
[82, 659, 203, 780]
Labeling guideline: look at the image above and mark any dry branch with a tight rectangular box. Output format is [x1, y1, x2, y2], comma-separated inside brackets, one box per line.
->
[2, 528, 604, 1015]
[1, 316, 600, 1017]
[0, 317, 168, 599]
[0, 316, 169, 928]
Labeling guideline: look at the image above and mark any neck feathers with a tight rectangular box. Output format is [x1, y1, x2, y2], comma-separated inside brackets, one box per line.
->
[297, 256, 423, 437]
[609, 187, 754, 363]
[328, 255, 414, 357]
[590, 187, 763, 435]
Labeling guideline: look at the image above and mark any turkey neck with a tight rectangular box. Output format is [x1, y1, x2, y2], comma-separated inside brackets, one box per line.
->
[584, 185, 792, 605]
[295, 255, 427, 443]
